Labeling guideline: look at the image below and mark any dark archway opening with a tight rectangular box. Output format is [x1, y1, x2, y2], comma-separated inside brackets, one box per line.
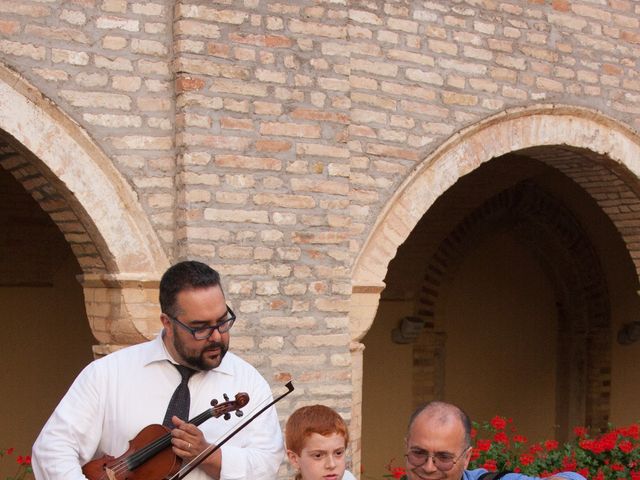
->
[0, 143, 94, 468]
[362, 147, 640, 476]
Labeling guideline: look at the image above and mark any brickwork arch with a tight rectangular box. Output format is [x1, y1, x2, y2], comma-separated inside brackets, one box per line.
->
[0, 64, 170, 350]
[414, 181, 611, 434]
[351, 105, 640, 343]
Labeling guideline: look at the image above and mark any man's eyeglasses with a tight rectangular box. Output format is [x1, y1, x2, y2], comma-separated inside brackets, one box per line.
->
[166, 306, 236, 340]
[405, 446, 470, 472]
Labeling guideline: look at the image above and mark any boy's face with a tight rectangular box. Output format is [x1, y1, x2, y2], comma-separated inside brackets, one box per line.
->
[287, 432, 347, 480]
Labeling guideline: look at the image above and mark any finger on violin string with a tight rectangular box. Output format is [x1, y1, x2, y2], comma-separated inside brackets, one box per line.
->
[181, 422, 200, 435]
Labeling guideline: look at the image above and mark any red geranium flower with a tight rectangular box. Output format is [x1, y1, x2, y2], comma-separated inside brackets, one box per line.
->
[573, 426, 587, 438]
[619, 439, 634, 453]
[389, 467, 405, 479]
[529, 444, 543, 454]
[476, 439, 492, 452]
[577, 468, 589, 478]
[561, 455, 577, 470]
[490, 416, 507, 431]
[622, 424, 640, 439]
[579, 439, 601, 454]
[514, 434, 528, 444]
[483, 459, 497, 471]
[519, 453, 535, 466]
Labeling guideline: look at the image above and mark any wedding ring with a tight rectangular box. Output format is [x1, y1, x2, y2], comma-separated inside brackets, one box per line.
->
[188, 442, 191, 449]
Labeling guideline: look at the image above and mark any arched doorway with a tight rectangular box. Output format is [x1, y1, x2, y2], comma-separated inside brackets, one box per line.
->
[352, 106, 640, 478]
[0, 65, 170, 461]
[0, 162, 95, 459]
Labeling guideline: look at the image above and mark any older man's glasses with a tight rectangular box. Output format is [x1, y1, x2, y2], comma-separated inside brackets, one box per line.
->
[405, 446, 470, 471]
[166, 306, 236, 340]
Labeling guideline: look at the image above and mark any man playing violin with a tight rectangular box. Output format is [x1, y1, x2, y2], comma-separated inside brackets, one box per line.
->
[32, 260, 284, 480]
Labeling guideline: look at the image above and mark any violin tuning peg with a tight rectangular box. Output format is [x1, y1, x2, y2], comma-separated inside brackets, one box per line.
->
[236, 410, 243, 417]
[211, 399, 219, 406]
[223, 393, 230, 401]
[224, 413, 231, 420]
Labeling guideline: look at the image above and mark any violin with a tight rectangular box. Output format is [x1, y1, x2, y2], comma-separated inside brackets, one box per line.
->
[167, 381, 294, 480]
[82, 392, 249, 480]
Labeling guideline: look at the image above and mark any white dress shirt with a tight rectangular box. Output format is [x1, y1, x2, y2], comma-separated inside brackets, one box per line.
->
[32, 333, 284, 480]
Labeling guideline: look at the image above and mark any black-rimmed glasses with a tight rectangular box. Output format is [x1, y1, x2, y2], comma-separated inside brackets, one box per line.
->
[405, 446, 470, 472]
[166, 305, 236, 340]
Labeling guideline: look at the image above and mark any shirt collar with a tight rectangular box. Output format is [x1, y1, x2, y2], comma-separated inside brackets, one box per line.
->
[142, 330, 173, 366]
[144, 329, 234, 376]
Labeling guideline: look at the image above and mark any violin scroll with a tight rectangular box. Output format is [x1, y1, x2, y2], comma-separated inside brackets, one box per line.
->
[210, 392, 249, 421]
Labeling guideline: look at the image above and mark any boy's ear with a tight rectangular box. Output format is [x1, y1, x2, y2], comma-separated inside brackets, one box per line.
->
[287, 449, 300, 470]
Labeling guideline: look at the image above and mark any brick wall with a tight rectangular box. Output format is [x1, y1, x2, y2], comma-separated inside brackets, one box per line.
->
[0, 0, 177, 250]
[5, 0, 640, 269]
[3, 0, 640, 475]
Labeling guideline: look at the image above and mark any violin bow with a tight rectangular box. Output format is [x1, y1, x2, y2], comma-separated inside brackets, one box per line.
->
[168, 381, 294, 480]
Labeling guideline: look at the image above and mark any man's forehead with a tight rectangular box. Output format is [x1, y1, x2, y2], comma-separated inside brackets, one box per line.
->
[175, 285, 226, 315]
[417, 408, 460, 426]
[408, 410, 466, 448]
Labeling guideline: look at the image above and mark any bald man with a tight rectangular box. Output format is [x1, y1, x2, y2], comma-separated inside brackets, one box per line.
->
[404, 401, 586, 480]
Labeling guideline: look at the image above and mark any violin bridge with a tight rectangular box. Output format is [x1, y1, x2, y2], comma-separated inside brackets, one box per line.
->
[104, 467, 117, 480]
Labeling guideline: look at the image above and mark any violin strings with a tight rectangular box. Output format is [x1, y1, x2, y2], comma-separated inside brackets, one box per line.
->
[99, 406, 216, 475]
[98, 398, 245, 476]
[102, 428, 172, 475]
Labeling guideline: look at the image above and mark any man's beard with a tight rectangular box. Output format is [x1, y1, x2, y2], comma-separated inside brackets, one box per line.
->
[172, 327, 228, 371]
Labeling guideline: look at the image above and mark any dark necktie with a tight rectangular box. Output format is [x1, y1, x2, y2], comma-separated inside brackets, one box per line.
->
[163, 363, 196, 428]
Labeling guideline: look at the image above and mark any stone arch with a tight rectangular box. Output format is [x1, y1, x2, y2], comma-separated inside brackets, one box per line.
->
[414, 180, 611, 435]
[351, 105, 640, 343]
[0, 64, 170, 351]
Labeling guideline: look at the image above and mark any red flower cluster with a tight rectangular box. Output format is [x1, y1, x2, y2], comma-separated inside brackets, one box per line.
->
[1, 447, 34, 480]
[384, 417, 640, 480]
[468, 415, 640, 479]
[383, 458, 407, 479]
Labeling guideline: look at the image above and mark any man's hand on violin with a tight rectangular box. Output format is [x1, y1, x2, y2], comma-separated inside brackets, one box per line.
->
[170, 416, 223, 479]
[169, 416, 207, 460]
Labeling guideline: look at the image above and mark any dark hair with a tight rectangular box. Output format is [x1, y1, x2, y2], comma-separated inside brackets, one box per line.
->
[407, 401, 472, 448]
[285, 404, 349, 456]
[159, 261, 222, 317]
